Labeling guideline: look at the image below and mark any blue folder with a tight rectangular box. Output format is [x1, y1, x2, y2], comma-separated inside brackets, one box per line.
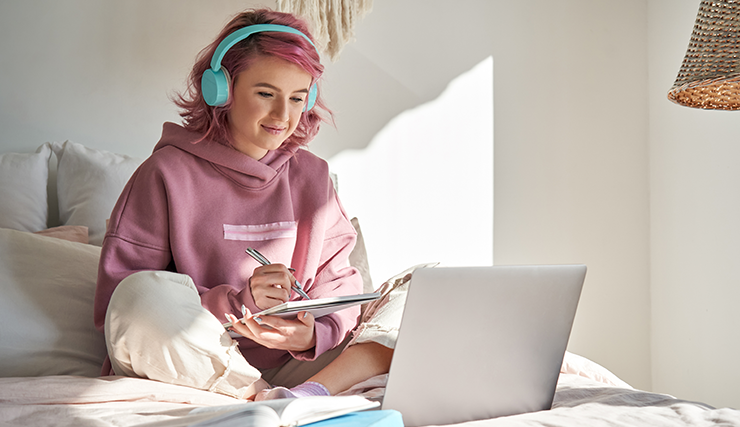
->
[303, 410, 403, 427]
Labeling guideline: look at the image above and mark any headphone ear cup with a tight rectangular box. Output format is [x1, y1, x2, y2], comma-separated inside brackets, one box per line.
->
[305, 83, 318, 112]
[202, 67, 231, 106]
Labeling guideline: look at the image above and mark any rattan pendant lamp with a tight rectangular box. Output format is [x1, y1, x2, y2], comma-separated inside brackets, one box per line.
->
[668, 0, 740, 109]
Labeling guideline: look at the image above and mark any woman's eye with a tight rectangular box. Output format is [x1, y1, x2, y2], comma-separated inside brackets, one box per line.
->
[258, 92, 273, 98]
[291, 96, 305, 103]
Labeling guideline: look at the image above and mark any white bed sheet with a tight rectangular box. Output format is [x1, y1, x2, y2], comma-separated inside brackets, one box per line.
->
[1, 372, 738, 427]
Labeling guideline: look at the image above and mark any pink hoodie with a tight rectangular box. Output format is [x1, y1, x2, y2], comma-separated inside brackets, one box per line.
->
[95, 122, 362, 370]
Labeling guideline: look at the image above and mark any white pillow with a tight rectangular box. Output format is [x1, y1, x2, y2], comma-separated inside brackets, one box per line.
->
[52, 141, 143, 246]
[0, 144, 51, 232]
[0, 227, 106, 377]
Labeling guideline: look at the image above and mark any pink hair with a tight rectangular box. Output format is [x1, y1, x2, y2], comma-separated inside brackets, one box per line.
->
[174, 9, 330, 147]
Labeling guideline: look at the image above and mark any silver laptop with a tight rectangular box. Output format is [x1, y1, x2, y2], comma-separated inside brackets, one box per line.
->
[381, 265, 586, 427]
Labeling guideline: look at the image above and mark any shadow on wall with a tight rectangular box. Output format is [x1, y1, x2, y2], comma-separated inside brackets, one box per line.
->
[328, 57, 494, 284]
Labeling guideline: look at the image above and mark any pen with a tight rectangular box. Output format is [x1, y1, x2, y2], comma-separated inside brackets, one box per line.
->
[246, 247, 311, 300]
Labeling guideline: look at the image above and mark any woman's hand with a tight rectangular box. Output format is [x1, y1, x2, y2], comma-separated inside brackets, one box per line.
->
[249, 264, 295, 310]
[225, 310, 317, 352]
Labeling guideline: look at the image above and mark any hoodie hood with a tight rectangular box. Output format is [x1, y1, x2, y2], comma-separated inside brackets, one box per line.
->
[153, 122, 300, 189]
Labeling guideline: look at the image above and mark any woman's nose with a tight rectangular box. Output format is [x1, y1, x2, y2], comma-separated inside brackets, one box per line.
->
[271, 99, 290, 121]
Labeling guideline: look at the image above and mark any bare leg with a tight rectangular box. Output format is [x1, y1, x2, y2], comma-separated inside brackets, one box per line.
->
[255, 342, 393, 400]
[309, 342, 394, 395]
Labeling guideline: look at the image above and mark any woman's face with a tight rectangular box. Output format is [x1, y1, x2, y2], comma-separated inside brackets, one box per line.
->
[227, 55, 313, 160]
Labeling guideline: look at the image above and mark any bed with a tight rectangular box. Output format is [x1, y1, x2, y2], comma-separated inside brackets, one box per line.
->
[1, 141, 739, 426]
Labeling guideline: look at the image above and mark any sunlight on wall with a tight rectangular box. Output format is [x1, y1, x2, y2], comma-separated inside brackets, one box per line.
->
[329, 56, 493, 285]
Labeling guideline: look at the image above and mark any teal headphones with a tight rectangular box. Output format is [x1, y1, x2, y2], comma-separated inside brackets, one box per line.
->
[201, 24, 319, 110]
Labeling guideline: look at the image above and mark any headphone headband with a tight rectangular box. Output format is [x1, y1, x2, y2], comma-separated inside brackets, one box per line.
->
[201, 24, 319, 109]
[210, 24, 316, 71]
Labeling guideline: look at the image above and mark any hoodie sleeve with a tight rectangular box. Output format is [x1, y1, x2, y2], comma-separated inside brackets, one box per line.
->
[94, 161, 173, 332]
[288, 187, 364, 361]
[296, 233, 362, 360]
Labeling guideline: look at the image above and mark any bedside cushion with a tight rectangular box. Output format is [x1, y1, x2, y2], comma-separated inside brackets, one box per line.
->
[52, 141, 143, 246]
[0, 227, 106, 377]
[0, 144, 51, 233]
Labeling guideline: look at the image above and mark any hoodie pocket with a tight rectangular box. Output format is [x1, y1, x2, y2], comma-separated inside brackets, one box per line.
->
[223, 221, 297, 241]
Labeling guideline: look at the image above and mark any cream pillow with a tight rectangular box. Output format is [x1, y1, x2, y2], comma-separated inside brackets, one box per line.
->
[0, 227, 106, 377]
[0, 144, 51, 232]
[52, 141, 143, 246]
[349, 217, 373, 293]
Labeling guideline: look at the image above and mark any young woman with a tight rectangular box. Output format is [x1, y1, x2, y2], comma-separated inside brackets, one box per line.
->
[94, 9, 372, 399]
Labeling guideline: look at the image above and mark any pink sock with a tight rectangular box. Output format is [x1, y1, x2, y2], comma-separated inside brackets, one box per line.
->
[289, 381, 331, 397]
[255, 381, 330, 401]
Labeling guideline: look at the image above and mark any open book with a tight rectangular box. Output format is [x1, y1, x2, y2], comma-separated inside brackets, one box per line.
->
[224, 293, 381, 328]
[183, 395, 382, 427]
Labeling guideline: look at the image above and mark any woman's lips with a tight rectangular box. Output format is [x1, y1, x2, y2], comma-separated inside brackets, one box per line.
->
[262, 125, 286, 135]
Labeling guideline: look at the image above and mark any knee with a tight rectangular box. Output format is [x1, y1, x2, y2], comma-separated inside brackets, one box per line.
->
[106, 271, 201, 341]
[110, 271, 197, 312]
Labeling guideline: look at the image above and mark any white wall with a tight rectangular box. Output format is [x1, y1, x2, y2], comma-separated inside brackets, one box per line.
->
[0, 0, 266, 158]
[316, 0, 652, 392]
[1, 0, 675, 399]
[487, 1, 652, 391]
[649, 0, 740, 409]
[328, 58, 494, 284]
